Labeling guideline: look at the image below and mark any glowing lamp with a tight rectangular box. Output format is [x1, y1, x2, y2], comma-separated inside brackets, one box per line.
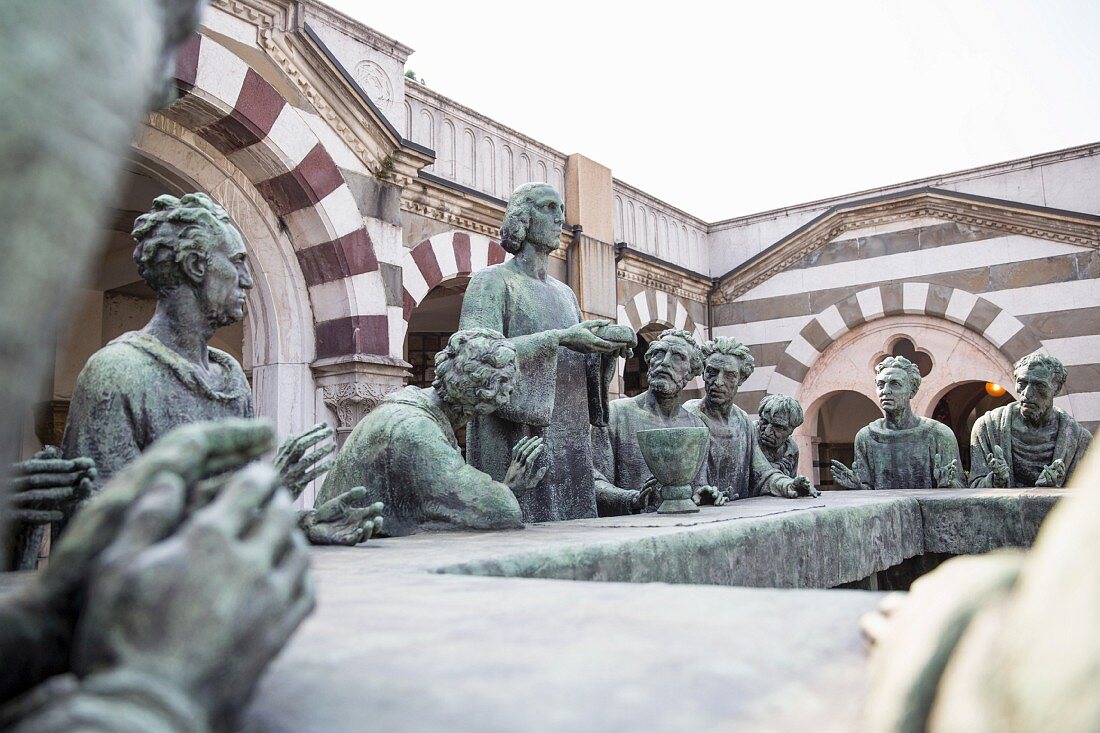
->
[985, 382, 1006, 397]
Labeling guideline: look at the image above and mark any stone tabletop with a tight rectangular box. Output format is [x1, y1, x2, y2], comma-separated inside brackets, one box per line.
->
[244, 488, 1062, 733]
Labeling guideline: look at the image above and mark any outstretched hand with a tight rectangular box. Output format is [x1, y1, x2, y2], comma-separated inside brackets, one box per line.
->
[986, 445, 1010, 487]
[503, 436, 548, 494]
[631, 476, 662, 512]
[73, 461, 314, 728]
[692, 485, 730, 506]
[1035, 458, 1066, 488]
[778, 475, 820, 498]
[933, 453, 960, 488]
[7, 447, 95, 525]
[558, 320, 619, 355]
[302, 487, 384, 545]
[37, 419, 277, 614]
[274, 423, 337, 500]
[830, 460, 863, 490]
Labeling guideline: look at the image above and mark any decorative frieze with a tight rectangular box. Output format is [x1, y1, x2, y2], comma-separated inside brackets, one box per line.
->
[714, 189, 1100, 304]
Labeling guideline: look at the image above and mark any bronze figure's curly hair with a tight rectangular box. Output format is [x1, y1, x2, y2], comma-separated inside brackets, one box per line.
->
[1013, 353, 1068, 392]
[645, 328, 704, 378]
[700, 336, 755, 381]
[758, 394, 805, 428]
[433, 328, 517, 412]
[500, 182, 555, 254]
[875, 355, 922, 397]
[131, 193, 234, 294]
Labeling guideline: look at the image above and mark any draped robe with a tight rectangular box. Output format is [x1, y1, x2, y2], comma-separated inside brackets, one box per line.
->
[970, 403, 1092, 487]
[460, 261, 615, 522]
[316, 386, 522, 535]
[849, 417, 964, 490]
[684, 399, 786, 498]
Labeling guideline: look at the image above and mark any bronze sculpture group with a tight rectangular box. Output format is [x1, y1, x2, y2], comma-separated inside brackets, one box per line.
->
[0, 56, 1092, 729]
[0, 0, 1091, 725]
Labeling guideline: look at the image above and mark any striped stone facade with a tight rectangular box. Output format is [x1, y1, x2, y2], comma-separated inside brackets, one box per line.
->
[42, 0, 1098, 479]
[714, 207, 1100, 435]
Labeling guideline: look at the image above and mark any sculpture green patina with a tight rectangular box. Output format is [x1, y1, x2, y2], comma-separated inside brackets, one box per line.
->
[0, 4, 316, 730]
[593, 329, 721, 514]
[60, 193, 381, 546]
[969, 353, 1091, 488]
[1, 420, 314, 733]
[636, 427, 711, 514]
[5, 449, 96, 570]
[683, 337, 818, 499]
[831, 356, 964, 490]
[754, 393, 805, 479]
[460, 183, 633, 522]
[317, 329, 547, 536]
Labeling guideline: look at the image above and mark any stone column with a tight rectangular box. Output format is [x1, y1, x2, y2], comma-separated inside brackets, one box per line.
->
[312, 354, 411, 447]
[564, 154, 618, 321]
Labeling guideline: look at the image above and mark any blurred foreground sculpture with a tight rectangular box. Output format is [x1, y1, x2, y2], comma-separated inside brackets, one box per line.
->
[0, 421, 314, 733]
[684, 337, 817, 499]
[5, 449, 95, 570]
[864, 444, 1100, 732]
[460, 183, 633, 522]
[318, 329, 547, 536]
[969, 353, 1091, 488]
[831, 356, 963, 490]
[62, 193, 380, 546]
[0, 3, 314, 731]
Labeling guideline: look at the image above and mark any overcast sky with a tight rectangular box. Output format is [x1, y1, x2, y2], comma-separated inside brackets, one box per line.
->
[325, 0, 1100, 222]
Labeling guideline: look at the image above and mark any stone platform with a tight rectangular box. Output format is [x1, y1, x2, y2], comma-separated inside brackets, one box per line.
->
[246, 488, 1060, 733]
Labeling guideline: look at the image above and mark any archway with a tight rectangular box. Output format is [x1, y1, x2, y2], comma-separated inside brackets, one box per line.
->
[621, 323, 669, 397]
[791, 314, 1017, 480]
[928, 381, 1015, 471]
[404, 277, 471, 388]
[807, 390, 881, 488]
[403, 276, 471, 449]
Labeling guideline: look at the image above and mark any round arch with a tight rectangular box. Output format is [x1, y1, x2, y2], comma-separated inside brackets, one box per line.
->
[395, 229, 509, 347]
[165, 32, 392, 356]
[615, 289, 708, 397]
[770, 282, 1043, 398]
[791, 313, 1019, 479]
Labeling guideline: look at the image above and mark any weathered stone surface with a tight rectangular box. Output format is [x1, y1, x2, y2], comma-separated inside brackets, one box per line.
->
[919, 493, 1061, 555]
[432, 490, 1058, 588]
[234, 488, 1060, 733]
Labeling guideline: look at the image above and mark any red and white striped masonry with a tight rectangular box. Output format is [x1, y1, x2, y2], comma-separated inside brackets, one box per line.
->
[399, 229, 509, 323]
[166, 33, 391, 358]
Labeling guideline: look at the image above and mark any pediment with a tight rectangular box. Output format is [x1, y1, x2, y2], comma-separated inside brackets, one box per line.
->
[713, 188, 1100, 304]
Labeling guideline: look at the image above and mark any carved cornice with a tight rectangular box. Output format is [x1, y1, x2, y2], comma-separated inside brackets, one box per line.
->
[321, 382, 393, 429]
[713, 188, 1100, 305]
[617, 250, 710, 304]
[400, 178, 573, 254]
[209, 0, 285, 30]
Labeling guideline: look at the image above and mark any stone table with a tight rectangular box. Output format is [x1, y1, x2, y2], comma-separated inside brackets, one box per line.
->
[244, 488, 1060, 733]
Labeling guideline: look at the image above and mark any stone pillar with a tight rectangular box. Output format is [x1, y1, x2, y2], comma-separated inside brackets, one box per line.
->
[312, 354, 411, 447]
[564, 154, 618, 321]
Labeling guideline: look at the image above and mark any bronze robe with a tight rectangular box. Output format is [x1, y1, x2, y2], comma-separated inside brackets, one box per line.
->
[62, 331, 252, 488]
[970, 403, 1092, 487]
[850, 417, 964, 490]
[460, 261, 614, 522]
[684, 400, 785, 498]
[316, 386, 522, 536]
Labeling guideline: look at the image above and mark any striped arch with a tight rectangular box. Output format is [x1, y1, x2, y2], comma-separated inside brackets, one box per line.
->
[769, 282, 1043, 397]
[615, 289, 708, 394]
[394, 230, 509, 344]
[165, 33, 390, 357]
